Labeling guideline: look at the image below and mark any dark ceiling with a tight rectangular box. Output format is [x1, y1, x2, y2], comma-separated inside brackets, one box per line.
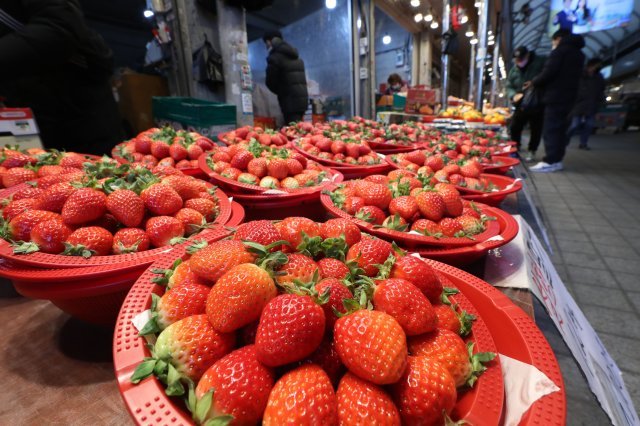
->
[246, 0, 325, 42]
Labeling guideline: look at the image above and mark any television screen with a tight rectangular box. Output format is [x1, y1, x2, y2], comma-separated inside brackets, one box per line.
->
[548, 0, 633, 35]
[600, 65, 612, 79]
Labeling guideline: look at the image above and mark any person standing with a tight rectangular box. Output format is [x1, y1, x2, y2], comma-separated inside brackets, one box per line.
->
[506, 46, 546, 161]
[0, 0, 123, 155]
[567, 58, 605, 150]
[553, 0, 577, 32]
[527, 29, 585, 173]
[263, 30, 308, 125]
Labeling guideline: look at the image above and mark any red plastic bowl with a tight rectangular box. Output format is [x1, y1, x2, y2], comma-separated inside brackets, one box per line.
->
[367, 140, 419, 154]
[291, 143, 392, 178]
[483, 156, 521, 175]
[459, 174, 523, 207]
[113, 248, 504, 425]
[111, 144, 207, 179]
[320, 190, 502, 248]
[228, 191, 330, 221]
[492, 146, 518, 157]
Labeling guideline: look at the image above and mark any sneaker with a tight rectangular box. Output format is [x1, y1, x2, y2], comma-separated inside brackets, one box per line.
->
[579, 144, 591, 151]
[524, 151, 535, 162]
[530, 161, 563, 173]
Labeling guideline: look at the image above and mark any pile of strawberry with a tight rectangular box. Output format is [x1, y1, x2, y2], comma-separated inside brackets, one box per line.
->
[326, 169, 491, 238]
[0, 147, 92, 189]
[114, 127, 215, 170]
[368, 121, 440, 147]
[206, 140, 331, 190]
[424, 130, 515, 157]
[131, 217, 494, 425]
[219, 126, 288, 147]
[0, 158, 220, 257]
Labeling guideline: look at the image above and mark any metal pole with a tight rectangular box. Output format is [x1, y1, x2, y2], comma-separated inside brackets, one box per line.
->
[468, 44, 475, 100]
[441, 0, 451, 108]
[351, 0, 360, 117]
[368, 0, 376, 118]
[475, 0, 489, 110]
[489, 12, 501, 106]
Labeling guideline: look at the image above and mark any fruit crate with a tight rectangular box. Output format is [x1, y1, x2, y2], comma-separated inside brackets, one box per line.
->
[152, 97, 236, 138]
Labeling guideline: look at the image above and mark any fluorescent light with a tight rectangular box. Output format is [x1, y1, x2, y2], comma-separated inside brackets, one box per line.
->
[357, 17, 362, 29]
[430, 21, 439, 29]
[488, 34, 495, 40]
[460, 15, 469, 24]
[414, 13, 423, 22]
[606, 96, 612, 101]
[143, 9, 154, 18]
[411, 0, 420, 6]
[488, 39, 495, 45]
[326, 0, 337, 9]
[488, 30, 493, 35]
[465, 31, 474, 37]
[424, 13, 433, 22]
[382, 34, 391, 45]
[474, 1, 481, 7]
[470, 38, 478, 44]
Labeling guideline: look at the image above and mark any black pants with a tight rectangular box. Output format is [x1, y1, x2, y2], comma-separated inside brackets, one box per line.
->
[283, 112, 304, 124]
[509, 107, 544, 152]
[542, 103, 573, 164]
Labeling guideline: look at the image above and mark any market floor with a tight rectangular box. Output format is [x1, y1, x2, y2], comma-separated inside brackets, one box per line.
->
[522, 130, 640, 424]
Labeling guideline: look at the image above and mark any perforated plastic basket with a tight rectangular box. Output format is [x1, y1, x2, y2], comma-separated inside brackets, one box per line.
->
[367, 140, 419, 154]
[458, 174, 523, 207]
[483, 156, 521, 175]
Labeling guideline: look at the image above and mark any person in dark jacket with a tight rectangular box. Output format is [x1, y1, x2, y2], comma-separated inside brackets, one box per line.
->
[527, 29, 585, 172]
[263, 30, 308, 124]
[567, 58, 605, 150]
[506, 46, 546, 161]
[0, 0, 123, 155]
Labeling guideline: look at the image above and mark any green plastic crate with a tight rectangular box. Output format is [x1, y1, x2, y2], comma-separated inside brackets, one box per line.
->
[152, 97, 237, 137]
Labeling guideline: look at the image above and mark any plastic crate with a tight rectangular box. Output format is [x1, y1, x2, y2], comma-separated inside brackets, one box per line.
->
[152, 97, 236, 137]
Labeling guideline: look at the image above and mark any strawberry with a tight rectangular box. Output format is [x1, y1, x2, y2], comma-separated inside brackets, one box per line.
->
[286, 158, 304, 175]
[131, 315, 235, 391]
[8, 210, 61, 241]
[59, 153, 85, 169]
[356, 183, 392, 210]
[37, 165, 64, 178]
[184, 198, 217, 222]
[457, 215, 484, 234]
[275, 216, 320, 250]
[206, 263, 277, 332]
[64, 226, 113, 257]
[140, 184, 182, 216]
[434, 304, 460, 333]
[150, 141, 170, 159]
[161, 175, 202, 200]
[12, 186, 43, 201]
[106, 189, 145, 228]
[267, 158, 289, 180]
[145, 216, 184, 247]
[439, 218, 464, 237]
[364, 174, 388, 185]
[331, 140, 346, 154]
[390, 255, 442, 303]
[411, 219, 442, 237]
[345, 143, 360, 158]
[259, 176, 279, 188]
[388, 169, 414, 181]
[404, 150, 426, 165]
[415, 191, 445, 221]
[112, 228, 150, 254]
[320, 218, 360, 247]
[460, 163, 481, 178]
[247, 157, 268, 178]
[28, 219, 72, 254]
[3, 198, 38, 221]
[2, 168, 37, 187]
[164, 259, 208, 290]
[1, 152, 33, 168]
[192, 345, 275, 425]
[230, 150, 254, 170]
[318, 257, 350, 280]
[303, 337, 345, 386]
[337, 372, 401, 426]
[436, 185, 464, 217]
[355, 206, 386, 225]
[35, 182, 77, 213]
[315, 278, 353, 330]
[233, 220, 283, 250]
[169, 143, 188, 161]
[174, 208, 204, 236]
[61, 188, 107, 225]
[390, 356, 456, 425]
[276, 253, 319, 286]
[134, 136, 152, 154]
[388, 196, 419, 221]
[343, 196, 366, 215]
[334, 310, 407, 385]
[281, 176, 300, 189]
[140, 281, 209, 334]
[255, 294, 325, 366]
[190, 240, 256, 283]
[346, 237, 392, 277]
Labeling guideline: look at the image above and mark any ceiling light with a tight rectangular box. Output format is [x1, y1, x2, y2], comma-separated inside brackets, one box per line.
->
[460, 15, 469, 24]
[470, 38, 478, 44]
[488, 39, 495, 45]
[357, 17, 362, 29]
[488, 67, 493, 71]
[430, 21, 439, 29]
[465, 31, 474, 37]
[143, 9, 154, 18]
[325, 0, 337, 9]
[411, 0, 420, 6]
[488, 34, 495, 40]
[382, 33, 392, 45]
[424, 13, 433, 22]
[499, 93, 504, 98]
[414, 13, 423, 22]
[488, 30, 493, 35]
[606, 96, 612, 101]
[474, 1, 481, 7]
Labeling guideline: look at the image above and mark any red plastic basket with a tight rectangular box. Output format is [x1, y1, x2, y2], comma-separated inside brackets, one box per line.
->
[198, 152, 344, 195]
[113, 246, 505, 425]
[0, 186, 233, 269]
[483, 156, 521, 175]
[459, 174, 523, 207]
[407, 206, 519, 266]
[320, 191, 502, 248]
[367, 140, 419, 154]
[229, 191, 330, 222]
[226, 201, 246, 227]
[492, 146, 518, 157]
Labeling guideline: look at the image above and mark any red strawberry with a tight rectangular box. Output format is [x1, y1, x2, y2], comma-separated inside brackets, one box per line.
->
[141, 281, 209, 333]
[331, 140, 346, 154]
[355, 206, 386, 225]
[263, 364, 338, 426]
[206, 263, 277, 332]
[64, 226, 113, 257]
[404, 150, 426, 165]
[303, 337, 345, 386]
[390, 356, 456, 425]
[150, 141, 170, 159]
[259, 176, 279, 188]
[233, 220, 283, 250]
[411, 219, 442, 236]
[372, 278, 437, 336]
[388, 196, 419, 221]
[141, 183, 182, 216]
[134, 136, 152, 154]
[1, 152, 33, 168]
[193, 345, 275, 425]
[230, 150, 254, 170]
[457, 215, 484, 235]
[356, 183, 392, 210]
[8, 210, 61, 241]
[346, 237, 392, 277]
[3, 198, 38, 221]
[61, 188, 107, 225]
[286, 158, 304, 175]
[408, 329, 472, 387]
[320, 218, 361, 247]
[174, 208, 204, 236]
[415, 191, 445, 221]
[145, 216, 184, 247]
[106, 189, 145, 228]
[462, 206, 481, 219]
[59, 153, 85, 169]
[343, 196, 366, 215]
[281, 176, 300, 189]
[390, 255, 442, 303]
[37, 165, 64, 178]
[337, 372, 401, 426]
[223, 167, 243, 181]
[318, 257, 350, 280]
[247, 157, 268, 178]
[434, 304, 461, 334]
[35, 182, 77, 213]
[29, 219, 72, 254]
[255, 294, 325, 366]
[334, 310, 407, 385]
[161, 175, 202, 200]
[345, 143, 360, 158]
[460, 163, 481, 178]
[190, 240, 256, 283]
[112, 228, 150, 254]
[2, 168, 37, 187]
[438, 218, 463, 237]
[184, 198, 217, 222]
[275, 216, 320, 250]
[315, 278, 353, 330]
[436, 185, 464, 217]
[425, 156, 445, 171]
[276, 253, 318, 286]
[267, 158, 289, 180]
[12, 186, 43, 201]
[169, 143, 188, 161]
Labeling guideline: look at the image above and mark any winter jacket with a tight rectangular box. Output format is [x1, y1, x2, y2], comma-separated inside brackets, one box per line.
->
[0, 0, 123, 155]
[532, 34, 585, 106]
[265, 38, 308, 114]
[572, 70, 605, 116]
[506, 52, 546, 101]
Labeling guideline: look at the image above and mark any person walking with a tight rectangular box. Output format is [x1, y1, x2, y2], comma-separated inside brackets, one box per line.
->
[0, 0, 123, 155]
[506, 46, 546, 162]
[263, 30, 308, 125]
[567, 58, 605, 150]
[527, 29, 585, 173]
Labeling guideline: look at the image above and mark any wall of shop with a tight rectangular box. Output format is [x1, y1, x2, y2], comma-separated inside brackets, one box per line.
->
[248, 1, 353, 117]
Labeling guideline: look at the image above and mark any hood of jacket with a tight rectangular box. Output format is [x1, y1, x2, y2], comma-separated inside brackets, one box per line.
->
[560, 34, 585, 50]
[271, 38, 300, 59]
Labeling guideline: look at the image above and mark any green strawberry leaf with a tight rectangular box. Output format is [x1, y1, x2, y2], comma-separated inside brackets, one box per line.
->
[466, 342, 496, 387]
[11, 241, 40, 255]
[165, 363, 185, 396]
[195, 389, 214, 424]
[130, 358, 157, 384]
[458, 310, 477, 337]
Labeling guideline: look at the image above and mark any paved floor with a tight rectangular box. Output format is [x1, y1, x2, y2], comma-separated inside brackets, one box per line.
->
[521, 130, 640, 425]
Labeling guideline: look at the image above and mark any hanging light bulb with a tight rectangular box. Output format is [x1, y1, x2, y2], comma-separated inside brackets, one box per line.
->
[326, 0, 337, 9]
[474, 1, 481, 7]
[382, 33, 392, 45]
[414, 13, 423, 22]
[410, 0, 420, 7]
[488, 39, 495, 45]
[470, 38, 478, 44]
[460, 15, 469, 24]
[143, 9, 154, 18]
[465, 30, 474, 37]
[430, 21, 439, 29]
[424, 13, 433, 22]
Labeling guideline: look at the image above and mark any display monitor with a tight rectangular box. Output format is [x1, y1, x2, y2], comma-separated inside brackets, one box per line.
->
[548, 0, 633, 35]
